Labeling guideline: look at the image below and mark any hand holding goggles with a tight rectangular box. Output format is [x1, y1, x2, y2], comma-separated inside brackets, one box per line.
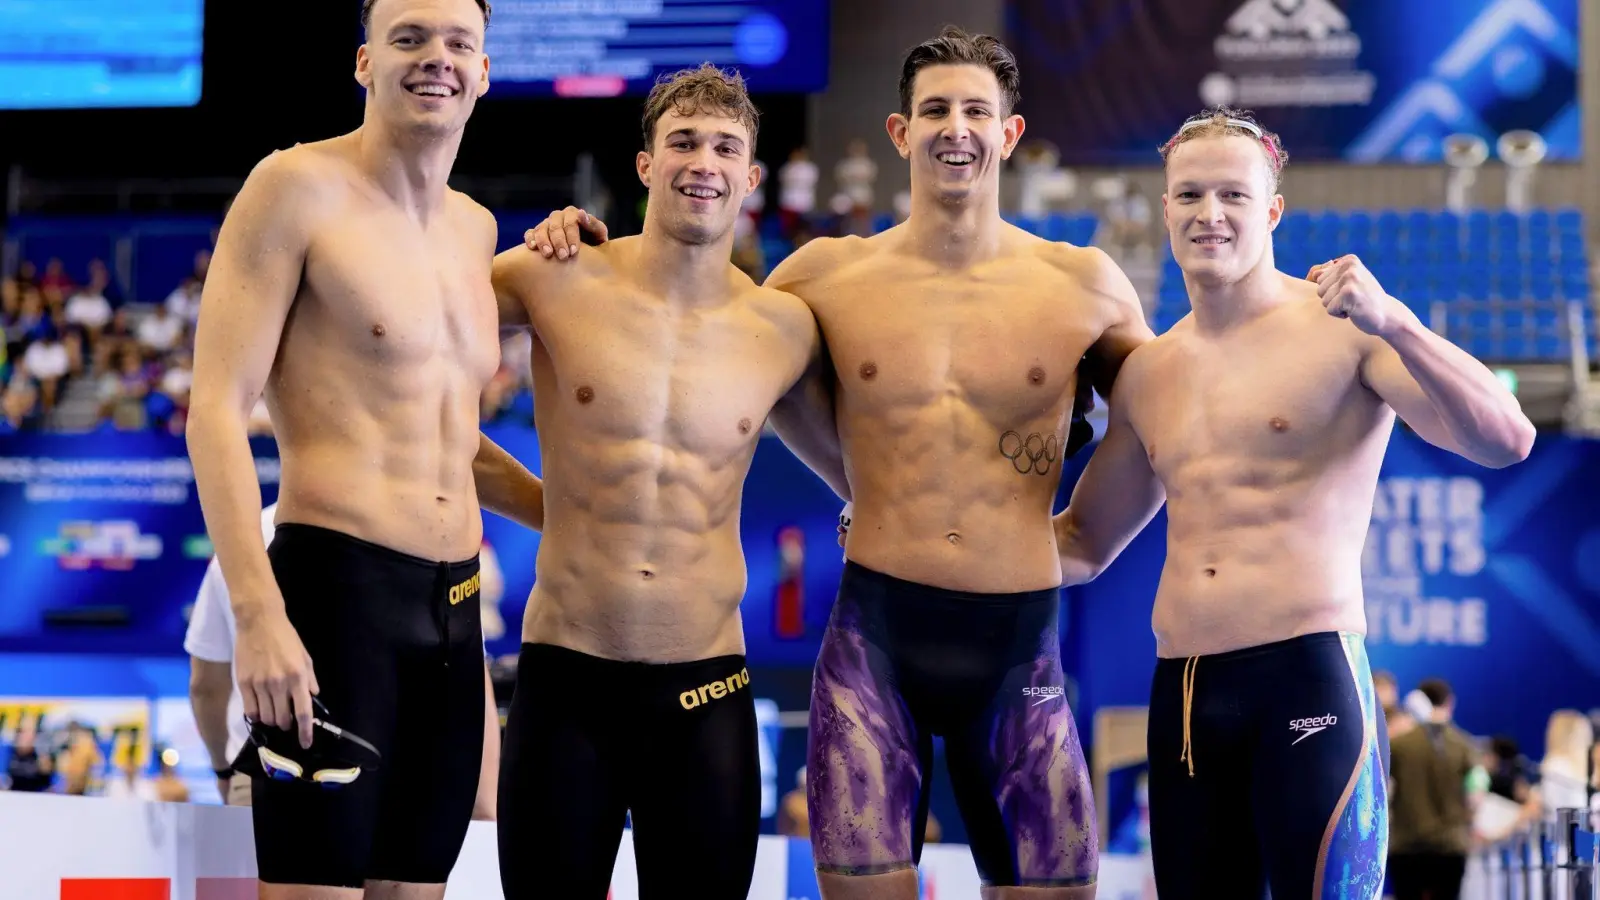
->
[238, 697, 381, 788]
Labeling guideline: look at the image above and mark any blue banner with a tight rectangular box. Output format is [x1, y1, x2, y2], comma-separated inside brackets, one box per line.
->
[1005, 0, 1580, 164]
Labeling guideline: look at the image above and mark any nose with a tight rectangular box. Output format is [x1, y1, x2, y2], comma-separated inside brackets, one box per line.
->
[1196, 192, 1225, 224]
[941, 112, 972, 142]
[418, 38, 456, 75]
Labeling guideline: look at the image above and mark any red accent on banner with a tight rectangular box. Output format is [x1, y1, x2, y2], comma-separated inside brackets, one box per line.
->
[61, 879, 171, 900]
[196, 878, 257, 900]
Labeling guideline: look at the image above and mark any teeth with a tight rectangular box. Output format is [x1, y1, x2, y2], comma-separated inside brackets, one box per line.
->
[1194, 237, 1228, 243]
[679, 186, 719, 199]
[409, 84, 452, 97]
[937, 152, 975, 164]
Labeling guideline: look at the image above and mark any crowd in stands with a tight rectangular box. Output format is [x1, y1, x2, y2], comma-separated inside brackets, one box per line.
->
[2, 253, 204, 435]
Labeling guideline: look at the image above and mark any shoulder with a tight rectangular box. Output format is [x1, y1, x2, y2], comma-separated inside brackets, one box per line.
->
[1039, 241, 1140, 307]
[239, 141, 348, 212]
[764, 235, 875, 296]
[747, 282, 819, 337]
[448, 191, 499, 254]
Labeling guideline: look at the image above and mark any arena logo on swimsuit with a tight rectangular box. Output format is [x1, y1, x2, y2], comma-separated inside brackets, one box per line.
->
[448, 573, 480, 606]
[679, 669, 751, 710]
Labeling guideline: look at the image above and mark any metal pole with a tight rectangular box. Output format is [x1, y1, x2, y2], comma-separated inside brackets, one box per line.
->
[1556, 808, 1596, 900]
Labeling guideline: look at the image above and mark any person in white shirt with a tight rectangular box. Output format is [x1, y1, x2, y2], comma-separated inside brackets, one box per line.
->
[834, 138, 878, 211]
[186, 504, 278, 806]
[65, 285, 113, 334]
[22, 331, 71, 411]
[136, 304, 184, 355]
[185, 500, 506, 817]
[778, 146, 819, 236]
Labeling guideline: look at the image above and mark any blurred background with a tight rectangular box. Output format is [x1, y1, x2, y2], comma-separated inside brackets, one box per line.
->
[0, 0, 1596, 895]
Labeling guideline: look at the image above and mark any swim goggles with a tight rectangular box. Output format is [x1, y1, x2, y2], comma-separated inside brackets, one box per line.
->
[1178, 113, 1265, 139]
[240, 697, 382, 788]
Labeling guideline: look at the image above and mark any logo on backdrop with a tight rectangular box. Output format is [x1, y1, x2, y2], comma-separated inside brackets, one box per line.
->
[1361, 477, 1488, 648]
[40, 521, 164, 570]
[1203, 0, 1375, 109]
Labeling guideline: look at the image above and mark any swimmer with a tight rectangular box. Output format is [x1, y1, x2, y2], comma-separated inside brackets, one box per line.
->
[1052, 106, 1535, 899]
[489, 65, 827, 899]
[186, 0, 543, 896]
[524, 27, 1152, 900]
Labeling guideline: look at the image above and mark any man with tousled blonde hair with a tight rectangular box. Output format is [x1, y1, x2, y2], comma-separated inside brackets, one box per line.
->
[1052, 105, 1534, 898]
[490, 63, 824, 899]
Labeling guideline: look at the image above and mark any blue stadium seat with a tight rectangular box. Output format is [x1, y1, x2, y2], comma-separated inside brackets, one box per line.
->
[1014, 215, 1045, 236]
[1555, 208, 1583, 234]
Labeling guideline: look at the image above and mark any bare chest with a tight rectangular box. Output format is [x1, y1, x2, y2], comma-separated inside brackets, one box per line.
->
[300, 217, 500, 386]
[1133, 331, 1366, 478]
[531, 288, 795, 458]
[813, 265, 1097, 422]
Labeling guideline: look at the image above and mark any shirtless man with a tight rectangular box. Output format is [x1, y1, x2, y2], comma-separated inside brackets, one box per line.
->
[1052, 108, 1535, 899]
[524, 27, 1152, 900]
[186, 1, 543, 897]
[488, 65, 824, 900]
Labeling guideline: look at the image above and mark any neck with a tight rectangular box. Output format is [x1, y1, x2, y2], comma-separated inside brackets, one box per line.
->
[635, 218, 735, 305]
[904, 179, 1003, 267]
[353, 114, 463, 223]
[1185, 252, 1285, 332]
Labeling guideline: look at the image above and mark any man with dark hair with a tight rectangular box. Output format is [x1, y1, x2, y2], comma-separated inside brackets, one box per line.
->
[1049, 105, 1530, 899]
[524, 25, 1152, 900]
[187, 0, 543, 897]
[1388, 678, 1480, 900]
[490, 64, 823, 900]
[360, 0, 491, 36]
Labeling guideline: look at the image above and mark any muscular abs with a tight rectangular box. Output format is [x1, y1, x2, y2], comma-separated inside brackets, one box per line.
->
[515, 247, 807, 662]
[810, 245, 1101, 593]
[269, 184, 499, 562]
[1132, 304, 1394, 657]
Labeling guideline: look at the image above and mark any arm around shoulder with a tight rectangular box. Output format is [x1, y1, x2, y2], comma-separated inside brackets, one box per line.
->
[1068, 245, 1157, 399]
[1053, 346, 1165, 585]
[768, 304, 850, 501]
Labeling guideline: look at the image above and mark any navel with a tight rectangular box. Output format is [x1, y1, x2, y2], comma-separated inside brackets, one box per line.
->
[1269, 416, 1290, 432]
[575, 385, 595, 404]
[858, 361, 878, 380]
[371, 323, 387, 338]
[738, 417, 753, 434]
[1203, 568, 1217, 578]
[1028, 365, 1046, 385]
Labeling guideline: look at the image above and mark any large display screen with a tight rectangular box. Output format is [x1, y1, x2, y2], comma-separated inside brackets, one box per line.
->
[481, 0, 828, 96]
[1006, 0, 1580, 164]
[0, 0, 204, 110]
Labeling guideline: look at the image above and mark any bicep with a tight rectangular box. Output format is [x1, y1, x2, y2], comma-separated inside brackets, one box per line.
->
[1078, 249, 1156, 398]
[191, 159, 312, 413]
[1359, 341, 1457, 450]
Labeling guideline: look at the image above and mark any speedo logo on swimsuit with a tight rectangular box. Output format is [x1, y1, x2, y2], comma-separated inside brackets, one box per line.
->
[448, 572, 480, 606]
[1023, 686, 1065, 706]
[1289, 714, 1338, 744]
[680, 668, 751, 710]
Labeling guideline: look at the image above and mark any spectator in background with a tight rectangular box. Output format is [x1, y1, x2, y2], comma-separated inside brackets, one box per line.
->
[1375, 669, 1417, 739]
[99, 343, 152, 429]
[835, 138, 878, 211]
[152, 748, 191, 803]
[15, 260, 38, 288]
[5, 714, 54, 792]
[58, 725, 104, 796]
[156, 348, 195, 434]
[777, 766, 809, 838]
[94, 307, 138, 373]
[1485, 735, 1532, 804]
[8, 288, 49, 361]
[64, 265, 114, 351]
[1387, 678, 1481, 900]
[38, 258, 73, 296]
[165, 250, 210, 327]
[1529, 710, 1596, 822]
[0, 374, 38, 432]
[778, 146, 818, 237]
[136, 302, 184, 358]
[21, 325, 70, 413]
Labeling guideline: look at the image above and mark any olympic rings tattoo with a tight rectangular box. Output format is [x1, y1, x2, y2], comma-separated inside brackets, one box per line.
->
[998, 430, 1061, 476]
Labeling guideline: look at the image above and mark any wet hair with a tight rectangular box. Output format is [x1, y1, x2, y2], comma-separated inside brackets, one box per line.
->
[1160, 106, 1289, 193]
[898, 26, 1021, 118]
[640, 63, 761, 156]
[361, 0, 492, 38]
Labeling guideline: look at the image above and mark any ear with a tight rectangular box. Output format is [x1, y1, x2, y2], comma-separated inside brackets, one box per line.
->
[474, 52, 491, 98]
[1267, 193, 1285, 231]
[886, 114, 911, 160]
[1161, 192, 1170, 230]
[999, 114, 1026, 160]
[636, 151, 653, 189]
[746, 159, 763, 194]
[355, 44, 373, 89]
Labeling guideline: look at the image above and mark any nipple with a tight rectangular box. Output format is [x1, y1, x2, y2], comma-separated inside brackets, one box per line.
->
[739, 417, 753, 434]
[575, 386, 595, 404]
[371, 323, 387, 338]
[1028, 366, 1046, 385]
[858, 361, 878, 380]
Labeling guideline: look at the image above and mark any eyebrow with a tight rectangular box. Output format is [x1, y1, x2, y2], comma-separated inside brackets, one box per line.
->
[388, 22, 478, 40]
[1171, 180, 1251, 192]
[918, 96, 994, 107]
[665, 128, 746, 147]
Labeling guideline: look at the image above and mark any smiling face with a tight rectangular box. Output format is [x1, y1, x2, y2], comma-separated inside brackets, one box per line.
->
[355, 0, 491, 138]
[1163, 134, 1284, 285]
[888, 63, 1023, 204]
[639, 108, 760, 246]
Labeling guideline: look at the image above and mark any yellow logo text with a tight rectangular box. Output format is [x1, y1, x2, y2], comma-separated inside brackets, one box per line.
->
[679, 668, 751, 710]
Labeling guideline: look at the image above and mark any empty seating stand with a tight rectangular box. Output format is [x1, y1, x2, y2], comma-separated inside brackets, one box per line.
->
[1154, 207, 1594, 364]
